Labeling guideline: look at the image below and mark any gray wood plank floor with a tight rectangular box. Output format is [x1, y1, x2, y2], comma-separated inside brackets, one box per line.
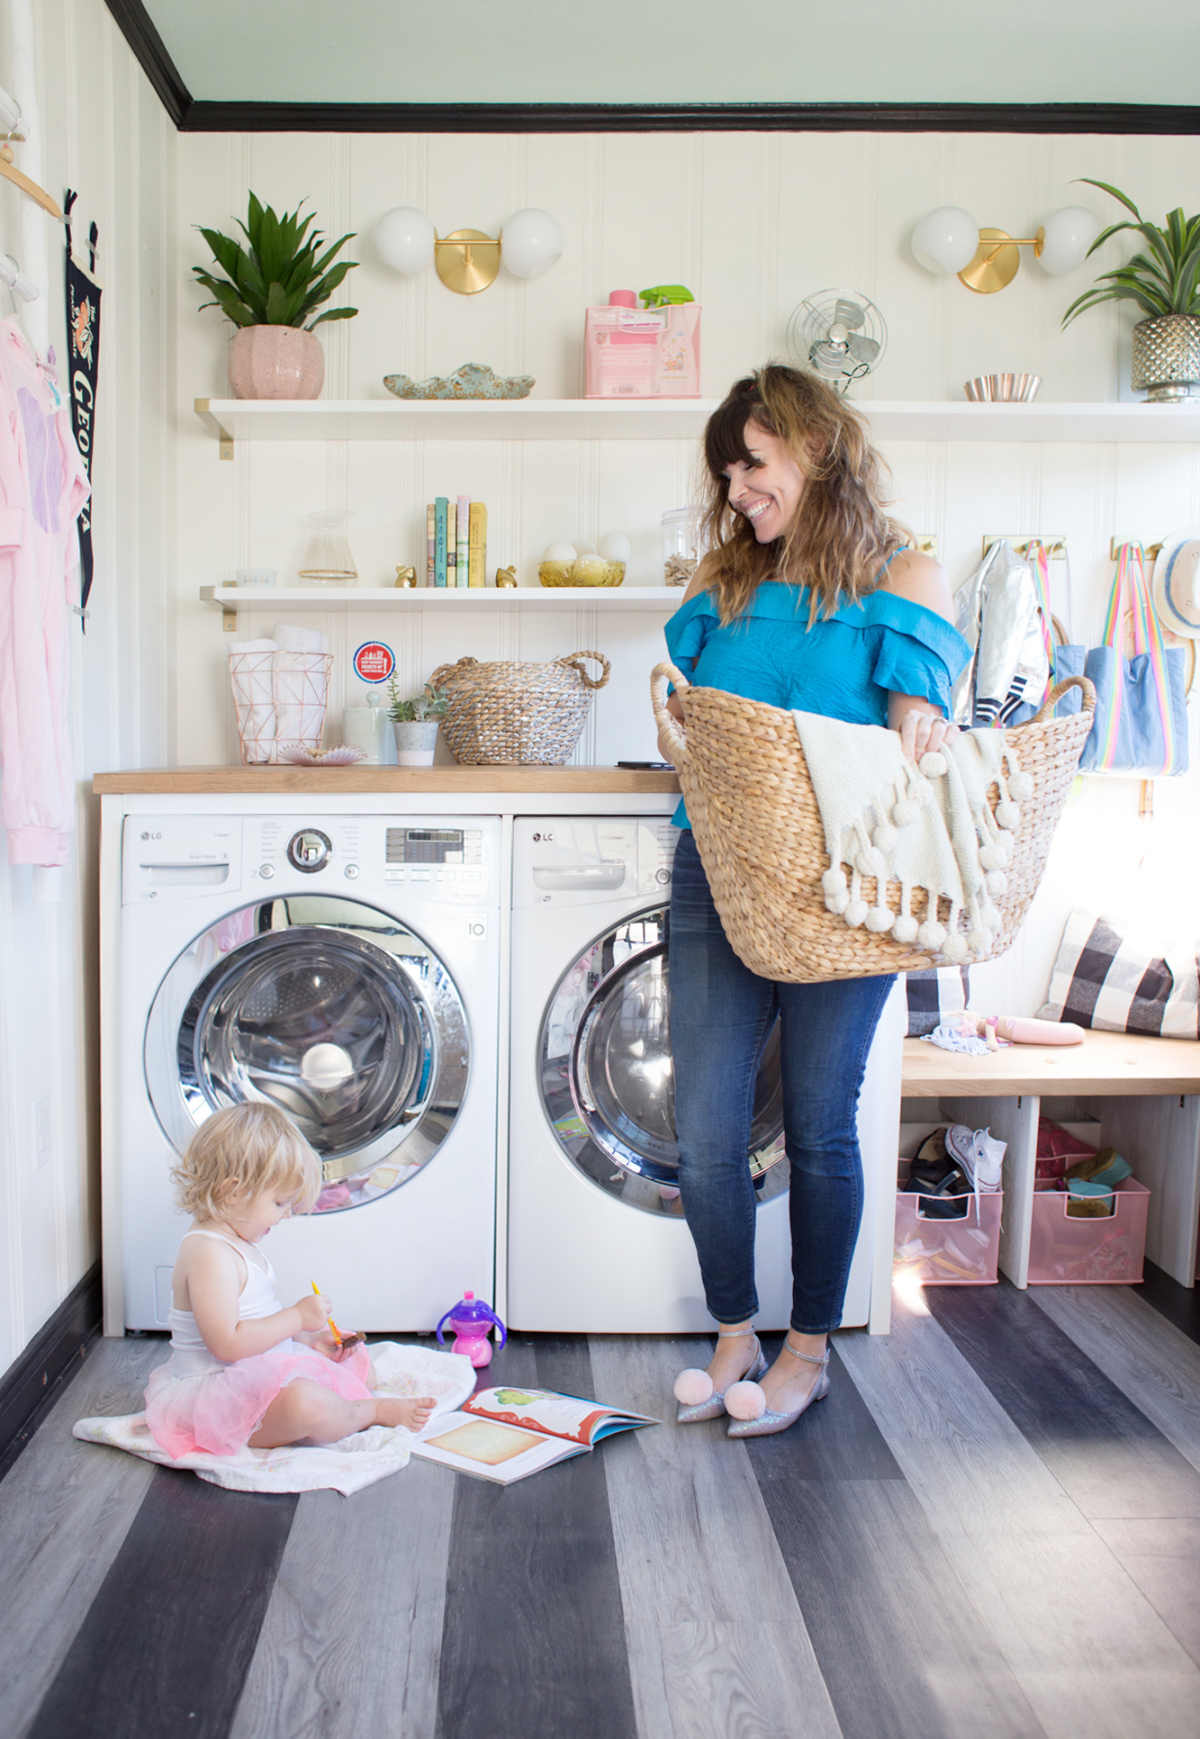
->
[3, 1274, 1200, 1739]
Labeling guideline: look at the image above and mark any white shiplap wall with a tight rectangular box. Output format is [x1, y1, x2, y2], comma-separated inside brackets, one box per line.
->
[174, 127, 1200, 1014]
[0, 0, 174, 1376]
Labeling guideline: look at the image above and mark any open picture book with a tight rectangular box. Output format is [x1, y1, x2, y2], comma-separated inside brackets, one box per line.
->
[411, 1385, 658, 1484]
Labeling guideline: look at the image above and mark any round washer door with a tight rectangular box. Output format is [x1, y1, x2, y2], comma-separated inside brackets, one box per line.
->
[538, 904, 786, 1216]
[144, 894, 469, 1212]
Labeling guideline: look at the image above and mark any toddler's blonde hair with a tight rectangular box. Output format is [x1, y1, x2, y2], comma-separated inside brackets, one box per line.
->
[171, 1102, 322, 1220]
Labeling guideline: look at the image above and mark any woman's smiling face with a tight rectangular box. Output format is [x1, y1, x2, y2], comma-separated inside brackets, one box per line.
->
[721, 419, 809, 543]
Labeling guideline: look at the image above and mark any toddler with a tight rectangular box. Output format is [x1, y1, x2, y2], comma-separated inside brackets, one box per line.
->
[144, 1102, 435, 1459]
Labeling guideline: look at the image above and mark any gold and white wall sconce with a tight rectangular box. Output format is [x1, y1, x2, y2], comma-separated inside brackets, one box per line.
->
[911, 204, 1098, 295]
[373, 205, 564, 295]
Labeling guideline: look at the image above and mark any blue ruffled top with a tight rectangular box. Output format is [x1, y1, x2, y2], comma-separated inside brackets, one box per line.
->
[663, 579, 971, 827]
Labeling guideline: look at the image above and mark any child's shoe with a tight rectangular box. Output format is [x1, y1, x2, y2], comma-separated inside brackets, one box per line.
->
[946, 1125, 1006, 1191]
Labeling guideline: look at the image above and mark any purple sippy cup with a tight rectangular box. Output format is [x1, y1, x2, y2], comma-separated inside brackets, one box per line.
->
[435, 1291, 507, 1368]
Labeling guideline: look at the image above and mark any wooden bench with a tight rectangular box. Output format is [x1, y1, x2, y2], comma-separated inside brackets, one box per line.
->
[900, 1029, 1200, 1291]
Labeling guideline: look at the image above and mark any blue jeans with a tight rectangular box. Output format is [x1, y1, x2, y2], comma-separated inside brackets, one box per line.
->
[668, 828, 895, 1334]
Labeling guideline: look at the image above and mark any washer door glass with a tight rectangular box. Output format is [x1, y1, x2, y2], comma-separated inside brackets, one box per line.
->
[538, 905, 785, 1216]
[145, 895, 468, 1212]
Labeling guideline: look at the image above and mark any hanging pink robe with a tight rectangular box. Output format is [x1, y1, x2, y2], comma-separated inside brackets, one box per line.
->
[0, 316, 90, 867]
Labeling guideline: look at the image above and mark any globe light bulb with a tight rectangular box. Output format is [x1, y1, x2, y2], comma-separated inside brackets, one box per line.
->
[1037, 205, 1099, 276]
[374, 205, 436, 275]
[501, 208, 564, 280]
[910, 206, 979, 276]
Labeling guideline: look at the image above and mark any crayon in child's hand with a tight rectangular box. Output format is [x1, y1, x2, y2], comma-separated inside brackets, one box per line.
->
[311, 1280, 344, 1348]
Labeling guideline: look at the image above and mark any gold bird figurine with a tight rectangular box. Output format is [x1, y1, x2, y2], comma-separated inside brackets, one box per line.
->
[494, 565, 518, 588]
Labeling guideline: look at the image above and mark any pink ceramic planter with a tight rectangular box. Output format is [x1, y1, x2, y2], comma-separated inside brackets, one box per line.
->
[228, 326, 324, 400]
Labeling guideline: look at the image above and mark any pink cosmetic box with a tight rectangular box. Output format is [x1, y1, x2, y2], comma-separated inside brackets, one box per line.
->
[584, 291, 701, 398]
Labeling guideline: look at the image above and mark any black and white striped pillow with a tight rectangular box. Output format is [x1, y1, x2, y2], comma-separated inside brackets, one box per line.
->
[1039, 911, 1200, 1038]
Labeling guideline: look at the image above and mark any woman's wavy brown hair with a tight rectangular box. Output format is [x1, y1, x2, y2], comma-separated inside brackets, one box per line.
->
[697, 365, 911, 624]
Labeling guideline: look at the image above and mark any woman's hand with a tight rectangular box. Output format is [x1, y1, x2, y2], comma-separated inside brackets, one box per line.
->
[894, 703, 958, 763]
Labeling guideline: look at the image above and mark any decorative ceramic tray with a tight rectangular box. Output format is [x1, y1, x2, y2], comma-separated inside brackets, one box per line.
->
[277, 745, 367, 767]
[382, 363, 535, 401]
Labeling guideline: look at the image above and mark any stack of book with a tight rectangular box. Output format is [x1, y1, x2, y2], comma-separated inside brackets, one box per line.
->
[425, 496, 488, 587]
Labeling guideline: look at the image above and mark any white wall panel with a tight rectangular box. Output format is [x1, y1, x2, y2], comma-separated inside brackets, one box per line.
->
[174, 128, 1200, 1010]
[0, 0, 175, 1374]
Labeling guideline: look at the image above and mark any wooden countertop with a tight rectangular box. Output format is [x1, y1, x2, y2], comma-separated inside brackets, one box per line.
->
[93, 766, 681, 795]
[902, 1030, 1200, 1098]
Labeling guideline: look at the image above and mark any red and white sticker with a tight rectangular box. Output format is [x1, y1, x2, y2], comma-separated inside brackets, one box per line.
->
[352, 641, 395, 684]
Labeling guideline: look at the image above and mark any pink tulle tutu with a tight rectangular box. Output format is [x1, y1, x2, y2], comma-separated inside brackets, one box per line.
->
[145, 1341, 373, 1459]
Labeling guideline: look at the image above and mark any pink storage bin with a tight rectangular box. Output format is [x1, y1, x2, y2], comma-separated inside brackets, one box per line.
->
[893, 1191, 1002, 1285]
[1027, 1178, 1149, 1284]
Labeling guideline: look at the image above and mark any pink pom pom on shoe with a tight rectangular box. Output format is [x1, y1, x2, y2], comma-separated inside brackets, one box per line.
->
[673, 1368, 715, 1406]
[724, 1380, 767, 1421]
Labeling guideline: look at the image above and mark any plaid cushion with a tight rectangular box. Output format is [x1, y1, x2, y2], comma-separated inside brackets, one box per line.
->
[905, 966, 971, 1037]
[1039, 911, 1200, 1039]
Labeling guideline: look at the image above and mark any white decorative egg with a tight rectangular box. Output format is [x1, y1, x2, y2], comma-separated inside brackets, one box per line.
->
[598, 531, 632, 563]
[543, 541, 578, 563]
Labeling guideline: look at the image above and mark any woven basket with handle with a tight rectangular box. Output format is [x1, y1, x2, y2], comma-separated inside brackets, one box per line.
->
[651, 661, 1096, 982]
[431, 650, 610, 765]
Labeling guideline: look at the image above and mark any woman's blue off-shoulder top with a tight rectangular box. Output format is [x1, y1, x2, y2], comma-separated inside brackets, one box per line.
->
[663, 579, 971, 828]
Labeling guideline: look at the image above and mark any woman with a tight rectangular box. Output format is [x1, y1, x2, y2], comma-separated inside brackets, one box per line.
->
[661, 365, 970, 1438]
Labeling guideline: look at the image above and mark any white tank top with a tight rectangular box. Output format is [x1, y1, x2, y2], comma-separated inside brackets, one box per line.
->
[167, 1227, 284, 1359]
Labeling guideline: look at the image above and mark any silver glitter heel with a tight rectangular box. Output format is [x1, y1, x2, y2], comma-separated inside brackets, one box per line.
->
[726, 1340, 831, 1438]
[675, 1328, 768, 1424]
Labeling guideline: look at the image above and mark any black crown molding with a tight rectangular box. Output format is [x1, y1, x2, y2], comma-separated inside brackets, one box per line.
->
[105, 0, 188, 128]
[179, 100, 1200, 136]
[108, 1, 1200, 135]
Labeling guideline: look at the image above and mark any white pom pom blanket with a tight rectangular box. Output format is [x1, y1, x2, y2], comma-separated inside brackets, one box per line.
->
[791, 711, 1032, 965]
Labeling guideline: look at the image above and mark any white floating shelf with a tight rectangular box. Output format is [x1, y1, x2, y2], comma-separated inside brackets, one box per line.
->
[196, 395, 1200, 453]
[201, 584, 681, 625]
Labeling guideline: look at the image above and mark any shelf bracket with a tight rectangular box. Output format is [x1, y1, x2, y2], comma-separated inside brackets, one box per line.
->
[194, 397, 235, 461]
[200, 585, 238, 632]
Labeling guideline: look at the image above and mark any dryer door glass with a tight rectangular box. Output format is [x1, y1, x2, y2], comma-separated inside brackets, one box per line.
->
[145, 895, 468, 1212]
[538, 905, 785, 1216]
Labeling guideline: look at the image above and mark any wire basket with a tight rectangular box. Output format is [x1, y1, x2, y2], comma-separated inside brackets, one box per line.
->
[430, 651, 610, 765]
[651, 662, 1096, 982]
[229, 649, 332, 765]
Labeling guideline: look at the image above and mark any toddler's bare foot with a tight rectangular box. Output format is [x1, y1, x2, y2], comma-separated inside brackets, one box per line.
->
[375, 1395, 436, 1432]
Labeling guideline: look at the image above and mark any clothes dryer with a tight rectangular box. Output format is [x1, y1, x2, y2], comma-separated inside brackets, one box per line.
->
[507, 816, 902, 1331]
[114, 812, 500, 1331]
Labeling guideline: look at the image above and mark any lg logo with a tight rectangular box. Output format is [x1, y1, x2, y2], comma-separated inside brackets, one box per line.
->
[532, 831, 554, 843]
[140, 831, 162, 841]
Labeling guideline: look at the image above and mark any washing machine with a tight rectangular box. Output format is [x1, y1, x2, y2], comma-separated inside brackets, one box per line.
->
[506, 815, 903, 1332]
[113, 811, 501, 1332]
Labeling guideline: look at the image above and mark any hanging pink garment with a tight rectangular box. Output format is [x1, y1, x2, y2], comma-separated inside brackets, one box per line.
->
[0, 317, 90, 867]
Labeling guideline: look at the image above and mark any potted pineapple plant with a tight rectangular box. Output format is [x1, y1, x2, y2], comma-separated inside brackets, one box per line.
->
[194, 193, 358, 399]
[1061, 179, 1200, 401]
[386, 678, 449, 766]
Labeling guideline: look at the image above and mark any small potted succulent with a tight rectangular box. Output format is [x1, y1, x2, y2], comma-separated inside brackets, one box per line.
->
[194, 192, 358, 400]
[1061, 179, 1200, 402]
[386, 678, 449, 766]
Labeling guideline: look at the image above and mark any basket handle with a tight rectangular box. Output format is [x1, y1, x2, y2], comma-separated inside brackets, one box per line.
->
[428, 657, 478, 690]
[555, 650, 611, 689]
[1024, 673, 1097, 727]
[650, 661, 690, 769]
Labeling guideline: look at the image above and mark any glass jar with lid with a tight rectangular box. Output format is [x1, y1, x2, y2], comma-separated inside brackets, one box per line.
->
[661, 507, 699, 587]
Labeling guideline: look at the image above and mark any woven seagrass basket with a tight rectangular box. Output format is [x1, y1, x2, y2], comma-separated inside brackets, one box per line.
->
[431, 650, 610, 765]
[651, 661, 1096, 982]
